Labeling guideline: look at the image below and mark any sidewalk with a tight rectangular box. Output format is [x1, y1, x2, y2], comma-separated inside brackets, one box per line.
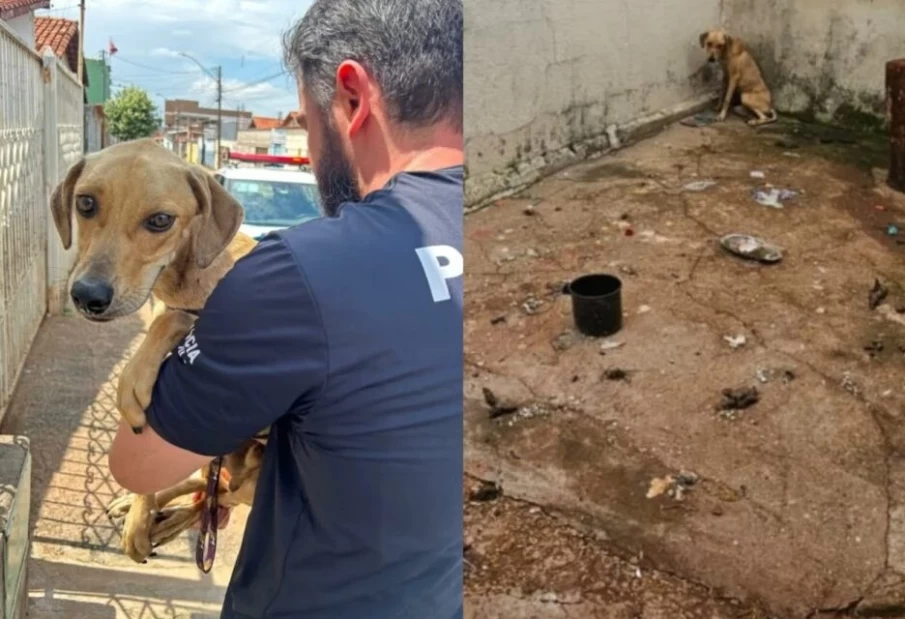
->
[2, 309, 247, 619]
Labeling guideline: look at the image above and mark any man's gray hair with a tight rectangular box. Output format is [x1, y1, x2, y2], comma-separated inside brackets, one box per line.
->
[284, 0, 463, 132]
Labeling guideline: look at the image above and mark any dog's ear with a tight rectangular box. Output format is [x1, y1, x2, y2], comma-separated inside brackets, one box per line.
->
[699, 32, 708, 48]
[49, 158, 86, 250]
[186, 166, 244, 269]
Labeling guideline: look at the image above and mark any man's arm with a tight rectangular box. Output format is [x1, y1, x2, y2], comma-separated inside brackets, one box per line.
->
[109, 421, 211, 495]
[107, 235, 328, 494]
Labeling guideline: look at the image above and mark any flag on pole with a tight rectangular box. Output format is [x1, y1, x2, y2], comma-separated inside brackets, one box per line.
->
[108, 38, 118, 55]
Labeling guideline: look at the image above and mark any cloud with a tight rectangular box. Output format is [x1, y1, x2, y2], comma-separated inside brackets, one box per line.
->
[149, 48, 183, 58]
[52, 0, 311, 115]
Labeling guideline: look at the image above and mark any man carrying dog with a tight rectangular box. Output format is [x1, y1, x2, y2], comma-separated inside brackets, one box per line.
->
[108, 1, 464, 617]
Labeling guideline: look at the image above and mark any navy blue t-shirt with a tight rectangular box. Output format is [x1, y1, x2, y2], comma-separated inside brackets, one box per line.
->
[146, 167, 464, 618]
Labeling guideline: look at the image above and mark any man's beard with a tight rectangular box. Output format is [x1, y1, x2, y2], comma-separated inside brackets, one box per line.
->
[314, 119, 361, 217]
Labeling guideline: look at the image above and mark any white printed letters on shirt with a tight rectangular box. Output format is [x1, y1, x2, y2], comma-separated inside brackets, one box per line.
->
[415, 245, 463, 303]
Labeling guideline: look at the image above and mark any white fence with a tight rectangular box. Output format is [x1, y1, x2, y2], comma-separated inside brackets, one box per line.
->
[0, 22, 83, 415]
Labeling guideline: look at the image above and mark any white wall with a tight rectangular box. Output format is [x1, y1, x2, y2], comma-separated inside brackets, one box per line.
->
[5, 13, 35, 48]
[723, 0, 905, 128]
[464, 0, 722, 206]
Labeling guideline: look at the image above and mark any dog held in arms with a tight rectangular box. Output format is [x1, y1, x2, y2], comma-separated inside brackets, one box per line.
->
[50, 139, 268, 563]
[699, 29, 778, 127]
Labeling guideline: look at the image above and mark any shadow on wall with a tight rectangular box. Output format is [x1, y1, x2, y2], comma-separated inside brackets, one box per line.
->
[724, 0, 905, 131]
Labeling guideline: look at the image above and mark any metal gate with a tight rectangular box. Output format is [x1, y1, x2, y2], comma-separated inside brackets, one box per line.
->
[0, 22, 83, 415]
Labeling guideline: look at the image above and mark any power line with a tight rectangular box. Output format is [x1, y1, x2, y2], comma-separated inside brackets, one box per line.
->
[111, 55, 198, 75]
[222, 71, 288, 93]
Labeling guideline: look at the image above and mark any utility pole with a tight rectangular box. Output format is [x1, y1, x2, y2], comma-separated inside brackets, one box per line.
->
[216, 65, 222, 169]
[179, 52, 222, 168]
[99, 50, 108, 101]
[77, 0, 85, 85]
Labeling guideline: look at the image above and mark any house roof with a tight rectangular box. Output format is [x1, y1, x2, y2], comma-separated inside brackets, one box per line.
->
[249, 116, 281, 130]
[0, 0, 49, 20]
[281, 111, 305, 128]
[34, 16, 81, 78]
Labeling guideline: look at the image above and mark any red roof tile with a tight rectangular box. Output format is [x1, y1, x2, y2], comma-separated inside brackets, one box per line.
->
[0, 0, 49, 20]
[33, 16, 79, 75]
[249, 116, 281, 130]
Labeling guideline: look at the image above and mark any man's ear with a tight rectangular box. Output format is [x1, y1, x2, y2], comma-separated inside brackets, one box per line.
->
[699, 32, 709, 48]
[336, 60, 372, 137]
[49, 158, 86, 249]
[186, 166, 243, 269]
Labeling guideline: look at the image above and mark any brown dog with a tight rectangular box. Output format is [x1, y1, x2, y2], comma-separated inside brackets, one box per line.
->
[699, 29, 777, 127]
[50, 139, 266, 562]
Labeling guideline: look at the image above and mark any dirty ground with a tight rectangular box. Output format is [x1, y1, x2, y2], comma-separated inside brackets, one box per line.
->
[465, 118, 905, 617]
[2, 310, 248, 618]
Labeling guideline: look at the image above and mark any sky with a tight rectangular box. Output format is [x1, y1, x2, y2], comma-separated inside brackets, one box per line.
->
[38, 0, 312, 118]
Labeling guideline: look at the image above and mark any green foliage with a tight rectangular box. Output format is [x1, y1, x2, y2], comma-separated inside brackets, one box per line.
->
[104, 86, 160, 141]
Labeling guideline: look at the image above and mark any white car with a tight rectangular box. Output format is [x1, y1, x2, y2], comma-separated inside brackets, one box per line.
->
[213, 167, 323, 240]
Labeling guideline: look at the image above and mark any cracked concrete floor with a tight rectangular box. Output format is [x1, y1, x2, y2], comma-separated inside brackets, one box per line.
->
[464, 118, 905, 618]
[2, 309, 248, 618]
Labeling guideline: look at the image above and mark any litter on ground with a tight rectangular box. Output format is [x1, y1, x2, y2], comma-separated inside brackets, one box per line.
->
[752, 187, 799, 208]
[682, 180, 718, 192]
[720, 234, 783, 264]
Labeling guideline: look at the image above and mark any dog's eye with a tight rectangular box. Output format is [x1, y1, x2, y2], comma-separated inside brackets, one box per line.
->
[144, 213, 175, 233]
[75, 195, 97, 217]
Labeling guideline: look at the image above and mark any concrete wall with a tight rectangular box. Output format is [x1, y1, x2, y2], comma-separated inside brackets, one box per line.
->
[723, 0, 905, 129]
[464, 0, 722, 206]
[5, 13, 34, 48]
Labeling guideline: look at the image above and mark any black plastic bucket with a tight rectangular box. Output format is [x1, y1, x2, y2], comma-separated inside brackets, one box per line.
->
[563, 274, 622, 337]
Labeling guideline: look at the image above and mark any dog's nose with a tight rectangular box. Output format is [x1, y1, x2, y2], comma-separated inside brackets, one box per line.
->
[71, 278, 114, 315]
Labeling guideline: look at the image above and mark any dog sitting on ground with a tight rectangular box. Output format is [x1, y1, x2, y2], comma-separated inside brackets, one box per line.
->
[50, 139, 267, 563]
[699, 29, 778, 127]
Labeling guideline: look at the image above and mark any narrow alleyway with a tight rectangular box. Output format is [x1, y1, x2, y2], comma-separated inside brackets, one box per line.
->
[2, 308, 248, 619]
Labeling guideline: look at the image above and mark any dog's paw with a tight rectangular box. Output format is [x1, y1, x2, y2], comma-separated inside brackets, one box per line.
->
[717, 110, 728, 122]
[116, 357, 157, 433]
[122, 500, 154, 563]
[106, 493, 135, 521]
[150, 504, 203, 548]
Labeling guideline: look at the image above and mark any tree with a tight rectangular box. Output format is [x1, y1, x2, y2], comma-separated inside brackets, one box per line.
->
[104, 86, 160, 141]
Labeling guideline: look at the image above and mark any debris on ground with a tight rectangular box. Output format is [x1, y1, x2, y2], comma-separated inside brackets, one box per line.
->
[720, 234, 783, 264]
[500, 402, 555, 427]
[718, 387, 760, 415]
[522, 296, 544, 315]
[841, 372, 861, 397]
[646, 471, 699, 501]
[756, 368, 796, 385]
[482, 387, 520, 419]
[523, 205, 536, 216]
[468, 480, 502, 502]
[752, 187, 799, 208]
[599, 340, 625, 354]
[603, 368, 629, 381]
[552, 331, 578, 352]
[724, 334, 747, 349]
[869, 279, 889, 310]
[865, 340, 885, 358]
[750, 170, 765, 179]
[490, 315, 507, 325]
[637, 305, 652, 314]
[887, 224, 899, 237]
[618, 264, 638, 276]
[682, 179, 718, 192]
